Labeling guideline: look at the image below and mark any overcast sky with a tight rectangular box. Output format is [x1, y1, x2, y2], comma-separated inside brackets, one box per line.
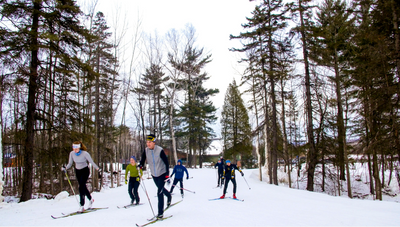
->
[80, 0, 258, 152]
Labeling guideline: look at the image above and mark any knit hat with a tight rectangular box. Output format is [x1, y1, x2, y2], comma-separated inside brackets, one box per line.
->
[147, 134, 156, 142]
[130, 156, 137, 162]
[177, 159, 182, 164]
[226, 160, 231, 163]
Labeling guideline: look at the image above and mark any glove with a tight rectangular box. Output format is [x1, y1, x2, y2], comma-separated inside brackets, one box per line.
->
[186, 176, 189, 180]
[241, 171, 244, 176]
[165, 175, 171, 185]
[61, 167, 66, 172]
[125, 180, 127, 184]
[222, 176, 224, 180]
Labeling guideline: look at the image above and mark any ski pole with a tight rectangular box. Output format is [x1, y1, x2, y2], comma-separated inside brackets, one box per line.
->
[139, 171, 156, 217]
[242, 174, 251, 190]
[63, 168, 80, 205]
[172, 185, 195, 194]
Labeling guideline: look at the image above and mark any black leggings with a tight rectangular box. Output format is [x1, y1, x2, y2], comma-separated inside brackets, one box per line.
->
[128, 177, 140, 203]
[152, 173, 171, 216]
[223, 177, 237, 195]
[217, 171, 224, 185]
[170, 178, 183, 194]
[75, 167, 92, 206]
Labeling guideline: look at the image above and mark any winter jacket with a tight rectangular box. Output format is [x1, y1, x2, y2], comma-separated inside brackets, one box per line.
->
[66, 150, 99, 170]
[215, 162, 224, 172]
[125, 164, 143, 181]
[170, 165, 189, 179]
[139, 145, 169, 177]
[223, 164, 242, 179]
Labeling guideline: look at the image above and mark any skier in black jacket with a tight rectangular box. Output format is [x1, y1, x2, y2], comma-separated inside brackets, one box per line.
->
[214, 159, 224, 187]
[220, 160, 243, 199]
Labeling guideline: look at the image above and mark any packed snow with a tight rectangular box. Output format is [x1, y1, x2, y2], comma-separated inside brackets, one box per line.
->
[1, 167, 399, 226]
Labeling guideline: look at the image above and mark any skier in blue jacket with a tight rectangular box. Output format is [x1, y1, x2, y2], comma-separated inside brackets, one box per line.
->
[169, 159, 189, 198]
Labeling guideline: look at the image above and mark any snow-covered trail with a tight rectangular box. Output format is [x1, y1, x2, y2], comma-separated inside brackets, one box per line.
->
[1, 168, 399, 226]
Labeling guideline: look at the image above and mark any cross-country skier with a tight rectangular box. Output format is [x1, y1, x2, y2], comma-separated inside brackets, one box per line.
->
[219, 156, 225, 164]
[125, 156, 143, 205]
[214, 159, 224, 187]
[169, 159, 189, 197]
[62, 141, 100, 212]
[139, 134, 172, 219]
[219, 160, 244, 199]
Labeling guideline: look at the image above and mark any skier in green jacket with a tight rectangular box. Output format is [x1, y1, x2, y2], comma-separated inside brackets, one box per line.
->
[125, 156, 143, 205]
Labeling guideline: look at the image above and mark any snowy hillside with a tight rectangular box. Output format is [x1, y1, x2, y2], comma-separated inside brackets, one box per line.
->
[1, 168, 399, 226]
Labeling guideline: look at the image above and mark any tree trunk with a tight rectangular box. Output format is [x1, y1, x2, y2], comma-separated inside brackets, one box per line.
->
[21, 1, 41, 202]
[299, 0, 317, 191]
[395, 166, 400, 193]
[95, 55, 101, 191]
[321, 140, 325, 192]
[388, 154, 393, 186]
[252, 75, 262, 181]
[372, 150, 382, 200]
[280, 78, 289, 187]
[0, 75, 3, 202]
[367, 153, 374, 195]
[169, 89, 178, 164]
[391, 0, 400, 82]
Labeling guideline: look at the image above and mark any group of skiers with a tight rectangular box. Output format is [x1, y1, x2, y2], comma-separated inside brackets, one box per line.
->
[62, 134, 243, 219]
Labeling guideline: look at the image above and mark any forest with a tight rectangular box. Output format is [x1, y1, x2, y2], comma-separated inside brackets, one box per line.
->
[1, 0, 400, 203]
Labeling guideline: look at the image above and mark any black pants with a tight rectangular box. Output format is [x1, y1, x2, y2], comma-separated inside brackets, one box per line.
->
[128, 177, 140, 204]
[170, 178, 183, 194]
[152, 173, 171, 216]
[75, 167, 91, 206]
[217, 171, 224, 186]
[223, 177, 237, 195]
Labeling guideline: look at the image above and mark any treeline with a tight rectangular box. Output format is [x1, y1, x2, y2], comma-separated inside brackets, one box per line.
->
[0, 1, 218, 201]
[224, 0, 400, 200]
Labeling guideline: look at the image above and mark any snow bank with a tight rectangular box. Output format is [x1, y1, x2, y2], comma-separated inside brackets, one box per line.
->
[54, 191, 69, 201]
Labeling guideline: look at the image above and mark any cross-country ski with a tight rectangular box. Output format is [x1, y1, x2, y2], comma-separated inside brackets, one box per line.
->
[117, 203, 144, 209]
[163, 200, 182, 212]
[208, 196, 244, 202]
[136, 215, 173, 227]
[51, 207, 108, 219]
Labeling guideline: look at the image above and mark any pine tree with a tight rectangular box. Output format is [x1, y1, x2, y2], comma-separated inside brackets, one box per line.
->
[173, 40, 217, 167]
[136, 63, 169, 137]
[89, 11, 118, 189]
[221, 80, 252, 164]
[230, 0, 290, 184]
[348, 0, 400, 200]
[311, 0, 355, 197]
[288, 0, 318, 191]
[1, 0, 87, 201]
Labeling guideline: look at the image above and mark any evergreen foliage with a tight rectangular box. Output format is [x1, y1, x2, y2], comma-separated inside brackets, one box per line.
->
[221, 80, 252, 166]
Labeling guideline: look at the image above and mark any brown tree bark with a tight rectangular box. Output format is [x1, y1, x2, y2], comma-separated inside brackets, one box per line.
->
[21, 0, 41, 202]
[298, 0, 317, 191]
